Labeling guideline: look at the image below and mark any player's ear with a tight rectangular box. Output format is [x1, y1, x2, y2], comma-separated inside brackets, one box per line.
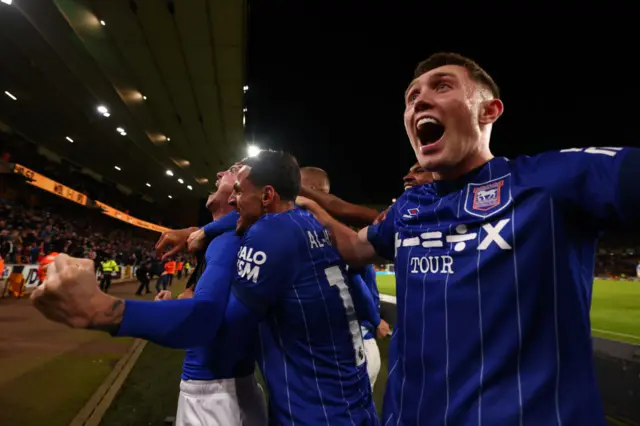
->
[262, 186, 276, 206]
[478, 98, 503, 125]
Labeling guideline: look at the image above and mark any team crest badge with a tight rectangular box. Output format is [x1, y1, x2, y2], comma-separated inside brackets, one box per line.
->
[464, 174, 512, 218]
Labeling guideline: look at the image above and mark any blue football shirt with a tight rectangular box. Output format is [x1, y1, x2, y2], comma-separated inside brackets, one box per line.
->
[232, 208, 378, 425]
[368, 147, 640, 425]
[349, 265, 381, 340]
[181, 225, 255, 381]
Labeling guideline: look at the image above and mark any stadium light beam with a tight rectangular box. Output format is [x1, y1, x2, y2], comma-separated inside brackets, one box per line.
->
[247, 145, 261, 157]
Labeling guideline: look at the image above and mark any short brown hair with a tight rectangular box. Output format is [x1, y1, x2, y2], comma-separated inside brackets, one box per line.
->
[414, 52, 500, 99]
[300, 166, 330, 192]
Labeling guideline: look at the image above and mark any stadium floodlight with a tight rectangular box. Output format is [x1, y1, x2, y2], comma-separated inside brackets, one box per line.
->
[178, 178, 184, 184]
[66, 136, 74, 143]
[247, 144, 261, 157]
[146, 183, 151, 187]
[114, 165, 121, 171]
[243, 85, 249, 92]
[168, 195, 172, 199]
[97, 105, 108, 114]
[100, 20, 106, 26]
[187, 185, 193, 190]
[4, 91, 16, 100]
[392, 198, 396, 203]
[1, 0, 13, 5]
[166, 170, 174, 177]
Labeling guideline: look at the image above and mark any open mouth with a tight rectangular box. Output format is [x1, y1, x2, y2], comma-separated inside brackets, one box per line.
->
[416, 117, 445, 146]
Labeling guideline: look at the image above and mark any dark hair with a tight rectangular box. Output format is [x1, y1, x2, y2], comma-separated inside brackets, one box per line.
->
[414, 52, 500, 99]
[242, 150, 300, 201]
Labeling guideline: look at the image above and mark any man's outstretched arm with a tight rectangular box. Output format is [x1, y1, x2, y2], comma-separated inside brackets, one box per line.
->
[296, 197, 385, 267]
[30, 254, 234, 349]
[300, 186, 380, 227]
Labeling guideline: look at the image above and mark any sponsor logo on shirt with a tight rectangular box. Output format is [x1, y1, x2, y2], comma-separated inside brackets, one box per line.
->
[237, 246, 267, 283]
[402, 207, 420, 219]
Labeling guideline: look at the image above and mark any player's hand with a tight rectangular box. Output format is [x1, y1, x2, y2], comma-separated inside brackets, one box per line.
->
[295, 196, 319, 211]
[177, 288, 194, 300]
[155, 227, 199, 261]
[31, 254, 116, 329]
[155, 290, 173, 301]
[187, 229, 207, 253]
[376, 319, 391, 339]
[373, 208, 390, 225]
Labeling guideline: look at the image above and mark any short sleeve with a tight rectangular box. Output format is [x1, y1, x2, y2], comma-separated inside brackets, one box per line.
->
[231, 219, 300, 317]
[524, 147, 640, 227]
[367, 203, 397, 261]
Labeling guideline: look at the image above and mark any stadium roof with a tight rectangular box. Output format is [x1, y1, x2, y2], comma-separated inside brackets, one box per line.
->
[0, 0, 246, 200]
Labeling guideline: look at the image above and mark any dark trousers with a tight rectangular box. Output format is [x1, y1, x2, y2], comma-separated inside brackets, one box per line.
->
[156, 275, 169, 292]
[100, 275, 112, 293]
[136, 278, 150, 295]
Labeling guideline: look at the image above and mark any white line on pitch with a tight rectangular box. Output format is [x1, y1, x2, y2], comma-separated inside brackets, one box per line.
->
[591, 329, 640, 341]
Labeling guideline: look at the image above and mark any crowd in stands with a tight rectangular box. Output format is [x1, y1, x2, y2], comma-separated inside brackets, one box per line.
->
[1, 134, 178, 228]
[0, 192, 156, 267]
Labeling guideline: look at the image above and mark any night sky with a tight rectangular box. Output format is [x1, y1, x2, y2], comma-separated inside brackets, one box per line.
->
[244, 1, 639, 206]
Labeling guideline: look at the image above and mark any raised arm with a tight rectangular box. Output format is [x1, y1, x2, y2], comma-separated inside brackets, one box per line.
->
[300, 186, 380, 227]
[31, 247, 236, 349]
[296, 196, 385, 268]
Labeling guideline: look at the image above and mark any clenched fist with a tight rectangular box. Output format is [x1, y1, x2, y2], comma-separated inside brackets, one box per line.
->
[31, 254, 122, 331]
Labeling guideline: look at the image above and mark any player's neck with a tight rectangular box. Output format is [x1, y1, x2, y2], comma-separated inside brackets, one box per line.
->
[211, 202, 234, 221]
[433, 149, 494, 181]
[267, 200, 296, 214]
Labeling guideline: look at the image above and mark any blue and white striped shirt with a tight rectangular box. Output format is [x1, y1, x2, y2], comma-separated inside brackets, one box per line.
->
[368, 147, 640, 425]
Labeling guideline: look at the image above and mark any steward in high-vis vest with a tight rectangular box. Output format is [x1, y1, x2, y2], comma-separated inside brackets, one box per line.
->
[99, 255, 119, 294]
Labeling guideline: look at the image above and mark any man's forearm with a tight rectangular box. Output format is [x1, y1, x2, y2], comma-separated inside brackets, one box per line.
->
[300, 187, 379, 227]
[112, 298, 222, 348]
[304, 202, 378, 267]
[87, 296, 125, 334]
